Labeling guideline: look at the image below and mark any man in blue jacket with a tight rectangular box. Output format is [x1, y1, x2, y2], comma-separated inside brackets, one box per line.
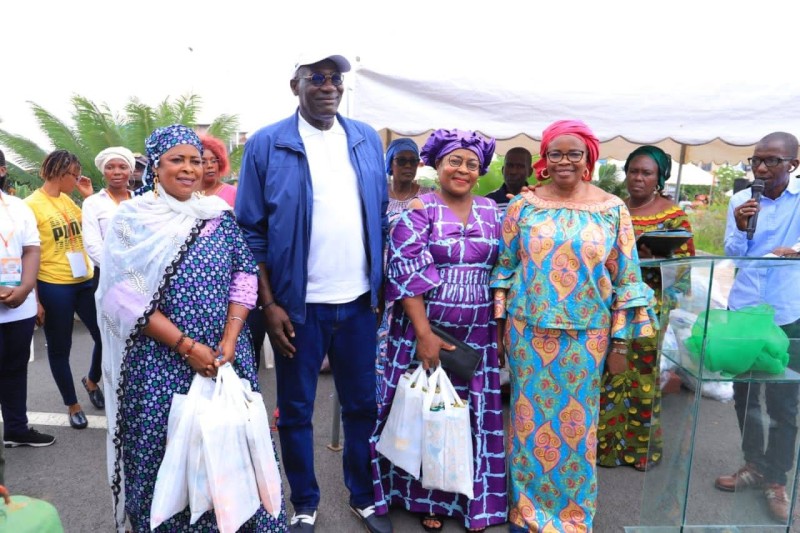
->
[236, 53, 390, 533]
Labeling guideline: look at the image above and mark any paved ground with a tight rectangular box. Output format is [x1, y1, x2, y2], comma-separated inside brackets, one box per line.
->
[4, 321, 800, 532]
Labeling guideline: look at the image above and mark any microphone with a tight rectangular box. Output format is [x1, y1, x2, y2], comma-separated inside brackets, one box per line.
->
[746, 178, 765, 240]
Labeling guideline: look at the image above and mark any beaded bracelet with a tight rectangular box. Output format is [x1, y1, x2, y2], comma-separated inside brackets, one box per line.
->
[182, 339, 196, 360]
[172, 333, 187, 352]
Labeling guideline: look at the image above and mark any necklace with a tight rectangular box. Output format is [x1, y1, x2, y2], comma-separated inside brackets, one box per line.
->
[391, 183, 418, 202]
[628, 194, 658, 211]
[106, 189, 130, 205]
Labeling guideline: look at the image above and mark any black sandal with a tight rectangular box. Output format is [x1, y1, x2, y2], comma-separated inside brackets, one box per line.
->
[419, 513, 444, 532]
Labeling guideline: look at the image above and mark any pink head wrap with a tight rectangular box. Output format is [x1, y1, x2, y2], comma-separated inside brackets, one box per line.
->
[533, 120, 600, 181]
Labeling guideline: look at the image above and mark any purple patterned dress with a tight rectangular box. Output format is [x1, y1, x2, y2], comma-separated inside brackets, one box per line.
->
[120, 214, 287, 532]
[370, 193, 508, 529]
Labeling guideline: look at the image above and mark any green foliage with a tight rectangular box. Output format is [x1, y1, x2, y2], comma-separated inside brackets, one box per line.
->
[712, 165, 745, 205]
[0, 93, 239, 193]
[688, 202, 727, 255]
[473, 158, 505, 196]
[595, 163, 626, 198]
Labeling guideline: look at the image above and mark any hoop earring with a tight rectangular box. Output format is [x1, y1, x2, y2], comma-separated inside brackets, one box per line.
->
[153, 173, 160, 197]
[539, 169, 550, 180]
[582, 168, 591, 181]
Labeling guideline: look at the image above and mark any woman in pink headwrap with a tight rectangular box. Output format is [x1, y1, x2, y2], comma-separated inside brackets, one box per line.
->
[490, 120, 657, 532]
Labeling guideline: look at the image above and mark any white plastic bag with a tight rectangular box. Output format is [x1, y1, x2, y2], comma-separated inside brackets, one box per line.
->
[420, 367, 474, 498]
[187, 392, 213, 524]
[150, 374, 214, 530]
[241, 380, 283, 518]
[376, 365, 428, 478]
[199, 364, 260, 533]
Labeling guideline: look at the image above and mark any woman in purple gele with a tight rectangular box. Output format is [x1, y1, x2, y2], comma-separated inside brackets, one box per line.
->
[370, 129, 507, 532]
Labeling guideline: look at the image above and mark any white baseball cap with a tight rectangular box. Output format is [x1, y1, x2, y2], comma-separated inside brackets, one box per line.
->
[292, 53, 351, 77]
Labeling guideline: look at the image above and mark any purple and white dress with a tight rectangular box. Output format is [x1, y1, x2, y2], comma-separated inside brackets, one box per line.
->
[370, 193, 508, 529]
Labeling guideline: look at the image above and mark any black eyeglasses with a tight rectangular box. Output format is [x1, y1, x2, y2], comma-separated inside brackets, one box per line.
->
[394, 157, 420, 167]
[297, 72, 344, 87]
[546, 150, 585, 163]
[748, 156, 792, 168]
[446, 155, 480, 172]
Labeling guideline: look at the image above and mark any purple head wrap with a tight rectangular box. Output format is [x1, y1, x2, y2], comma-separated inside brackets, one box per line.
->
[420, 129, 496, 175]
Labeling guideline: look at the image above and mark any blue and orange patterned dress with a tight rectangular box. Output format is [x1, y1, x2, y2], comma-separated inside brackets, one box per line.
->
[120, 214, 287, 532]
[490, 189, 657, 532]
[370, 193, 508, 530]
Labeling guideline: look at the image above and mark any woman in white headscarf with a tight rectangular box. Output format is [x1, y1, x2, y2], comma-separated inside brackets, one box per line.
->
[97, 125, 287, 532]
[82, 147, 135, 274]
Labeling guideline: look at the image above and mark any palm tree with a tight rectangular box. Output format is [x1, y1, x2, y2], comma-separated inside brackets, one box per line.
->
[0, 94, 239, 194]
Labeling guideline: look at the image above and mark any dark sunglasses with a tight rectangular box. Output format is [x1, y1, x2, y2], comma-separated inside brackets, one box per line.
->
[297, 72, 344, 87]
[394, 157, 420, 167]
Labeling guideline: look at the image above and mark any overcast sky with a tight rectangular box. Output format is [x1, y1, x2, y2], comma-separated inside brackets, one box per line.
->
[3, 0, 797, 155]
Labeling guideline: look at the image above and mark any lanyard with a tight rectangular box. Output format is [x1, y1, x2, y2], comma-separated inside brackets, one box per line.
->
[40, 190, 77, 251]
[0, 193, 15, 250]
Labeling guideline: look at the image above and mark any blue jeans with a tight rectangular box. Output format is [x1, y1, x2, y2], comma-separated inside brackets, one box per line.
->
[273, 293, 378, 512]
[37, 279, 102, 407]
[0, 316, 36, 434]
[733, 318, 800, 486]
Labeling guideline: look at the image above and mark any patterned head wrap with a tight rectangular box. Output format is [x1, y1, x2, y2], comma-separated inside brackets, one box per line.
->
[533, 120, 600, 181]
[94, 146, 136, 175]
[385, 138, 420, 176]
[624, 145, 672, 191]
[420, 129, 496, 176]
[136, 124, 203, 195]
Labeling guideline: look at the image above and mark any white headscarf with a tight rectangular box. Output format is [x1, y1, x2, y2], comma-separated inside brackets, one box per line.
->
[94, 146, 136, 174]
[96, 184, 229, 531]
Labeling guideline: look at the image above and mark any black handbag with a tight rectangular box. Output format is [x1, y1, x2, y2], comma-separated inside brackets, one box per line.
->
[429, 324, 483, 381]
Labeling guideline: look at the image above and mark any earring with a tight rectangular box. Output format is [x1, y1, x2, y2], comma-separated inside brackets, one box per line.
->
[582, 168, 591, 181]
[153, 173, 160, 197]
[540, 169, 550, 180]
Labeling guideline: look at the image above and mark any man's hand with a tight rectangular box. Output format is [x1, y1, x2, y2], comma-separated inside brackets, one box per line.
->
[735, 199, 758, 231]
[264, 304, 296, 357]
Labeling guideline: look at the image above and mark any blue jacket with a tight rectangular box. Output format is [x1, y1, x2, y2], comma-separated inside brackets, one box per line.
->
[235, 110, 388, 324]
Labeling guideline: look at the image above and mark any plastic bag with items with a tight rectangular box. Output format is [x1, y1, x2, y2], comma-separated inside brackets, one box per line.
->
[376, 365, 429, 479]
[420, 367, 474, 498]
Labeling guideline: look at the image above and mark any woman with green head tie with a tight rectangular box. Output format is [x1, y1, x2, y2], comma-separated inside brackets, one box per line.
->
[597, 145, 695, 472]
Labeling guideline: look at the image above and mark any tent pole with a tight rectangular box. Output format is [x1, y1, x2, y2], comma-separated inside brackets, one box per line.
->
[674, 145, 687, 202]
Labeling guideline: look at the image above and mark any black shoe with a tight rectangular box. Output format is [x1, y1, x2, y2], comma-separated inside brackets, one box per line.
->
[82, 376, 105, 409]
[4, 427, 56, 448]
[349, 505, 392, 533]
[69, 410, 88, 429]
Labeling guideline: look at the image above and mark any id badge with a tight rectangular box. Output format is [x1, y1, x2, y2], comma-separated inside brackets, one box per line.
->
[66, 251, 88, 278]
[0, 257, 22, 286]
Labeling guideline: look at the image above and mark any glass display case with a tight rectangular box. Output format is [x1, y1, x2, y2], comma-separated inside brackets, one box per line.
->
[625, 256, 800, 533]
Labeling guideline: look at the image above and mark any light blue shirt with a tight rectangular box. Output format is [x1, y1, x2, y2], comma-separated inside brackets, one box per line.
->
[724, 177, 800, 325]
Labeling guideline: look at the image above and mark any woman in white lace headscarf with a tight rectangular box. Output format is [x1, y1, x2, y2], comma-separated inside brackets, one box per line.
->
[97, 124, 287, 532]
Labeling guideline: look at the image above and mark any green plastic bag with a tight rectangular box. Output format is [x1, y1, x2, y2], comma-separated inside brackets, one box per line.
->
[685, 304, 790, 377]
[0, 486, 64, 533]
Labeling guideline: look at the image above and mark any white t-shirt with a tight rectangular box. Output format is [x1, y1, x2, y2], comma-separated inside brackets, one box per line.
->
[299, 115, 369, 304]
[0, 191, 40, 322]
[82, 188, 130, 267]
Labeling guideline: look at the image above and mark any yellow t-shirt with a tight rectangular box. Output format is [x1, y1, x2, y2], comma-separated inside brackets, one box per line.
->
[24, 189, 93, 284]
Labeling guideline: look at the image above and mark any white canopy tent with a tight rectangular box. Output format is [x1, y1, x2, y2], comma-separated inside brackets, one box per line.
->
[349, 27, 800, 196]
